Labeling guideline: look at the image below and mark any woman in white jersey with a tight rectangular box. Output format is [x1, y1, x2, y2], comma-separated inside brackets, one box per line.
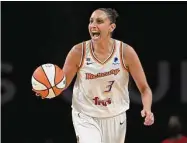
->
[63, 8, 154, 143]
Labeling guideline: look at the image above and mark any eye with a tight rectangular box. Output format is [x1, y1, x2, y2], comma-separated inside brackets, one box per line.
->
[89, 19, 93, 23]
[96, 19, 103, 24]
[89, 18, 104, 24]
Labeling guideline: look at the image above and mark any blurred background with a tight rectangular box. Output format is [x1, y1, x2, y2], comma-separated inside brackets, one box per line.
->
[1, 1, 187, 143]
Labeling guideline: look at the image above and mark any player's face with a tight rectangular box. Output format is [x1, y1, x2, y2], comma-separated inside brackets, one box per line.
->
[88, 10, 116, 42]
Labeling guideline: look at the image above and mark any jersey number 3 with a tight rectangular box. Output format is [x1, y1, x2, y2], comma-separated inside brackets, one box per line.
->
[104, 81, 115, 92]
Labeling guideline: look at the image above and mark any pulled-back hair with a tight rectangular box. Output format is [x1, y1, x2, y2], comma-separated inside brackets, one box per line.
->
[96, 8, 119, 24]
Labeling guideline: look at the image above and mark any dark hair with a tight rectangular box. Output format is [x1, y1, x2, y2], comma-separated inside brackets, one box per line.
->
[168, 116, 182, 137]
[96, 8, 119, 24]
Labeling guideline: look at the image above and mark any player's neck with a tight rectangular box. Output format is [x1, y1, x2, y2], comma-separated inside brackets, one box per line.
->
[92, 38, 114, 54]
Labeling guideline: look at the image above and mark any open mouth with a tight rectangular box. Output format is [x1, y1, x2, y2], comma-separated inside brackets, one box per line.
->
[91, 31, 100, 39]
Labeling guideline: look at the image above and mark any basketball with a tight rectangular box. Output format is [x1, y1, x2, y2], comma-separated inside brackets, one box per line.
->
[31, 63, 66, 99]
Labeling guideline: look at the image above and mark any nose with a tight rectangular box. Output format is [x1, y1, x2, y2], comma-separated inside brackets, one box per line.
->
[90, 21, 97, 28]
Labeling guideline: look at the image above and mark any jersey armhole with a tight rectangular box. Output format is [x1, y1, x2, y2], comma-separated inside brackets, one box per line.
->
[78, 42, 86, 70]
[120, 42, 129, 72]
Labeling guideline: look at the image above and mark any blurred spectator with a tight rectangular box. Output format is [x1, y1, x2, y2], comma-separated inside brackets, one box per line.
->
[162, 116, 187, 143]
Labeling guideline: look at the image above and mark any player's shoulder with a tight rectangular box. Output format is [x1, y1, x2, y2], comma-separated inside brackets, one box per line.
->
[181, 135, 187, 141]
[113, 38, 122, 43]
[72, 40, 91, 50]
[69, 40, 91, 58]
[113, 38, 132, 49]
[114, 39, 137, 61]
[72, 42, 83, 50]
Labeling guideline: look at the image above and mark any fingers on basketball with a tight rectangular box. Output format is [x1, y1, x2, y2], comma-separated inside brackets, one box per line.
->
[31, 64, 66, 99]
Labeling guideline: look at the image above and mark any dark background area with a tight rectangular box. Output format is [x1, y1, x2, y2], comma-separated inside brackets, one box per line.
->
[1, 1, 187, 143]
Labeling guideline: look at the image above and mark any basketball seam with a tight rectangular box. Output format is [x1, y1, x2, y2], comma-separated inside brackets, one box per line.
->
[55, 75, 65, 85]
[53, 66, 56, 96]
[32, 76, 49, 90]
[41, 65, 53, 88]
[52, 67, 65, 96]
[54, 66, 65, 91]
[54, 83, 64, 89]
[40, 65, 64, 97]
[41, 65, 57, 97]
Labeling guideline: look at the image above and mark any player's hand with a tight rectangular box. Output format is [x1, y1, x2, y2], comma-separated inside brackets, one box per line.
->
[32, 89, 45, 99]
[141, 109, 154, 126]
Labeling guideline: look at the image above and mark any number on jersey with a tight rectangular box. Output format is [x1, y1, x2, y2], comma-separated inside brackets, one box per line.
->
[104, 81, 115, 92]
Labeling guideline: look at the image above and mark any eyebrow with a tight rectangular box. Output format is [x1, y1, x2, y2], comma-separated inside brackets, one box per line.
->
[90, 17, 106, 21]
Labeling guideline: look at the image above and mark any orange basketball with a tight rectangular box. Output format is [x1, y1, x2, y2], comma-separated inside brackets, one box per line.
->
[31, 63, 66, 99]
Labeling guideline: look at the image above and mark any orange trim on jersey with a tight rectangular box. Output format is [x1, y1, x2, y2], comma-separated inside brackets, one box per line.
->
[89, 40, 116, 65]
[120, 42, 129, 72]
[78, 42, 86, 70]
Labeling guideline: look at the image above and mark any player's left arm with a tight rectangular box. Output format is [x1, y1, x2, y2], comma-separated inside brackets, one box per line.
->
[123, 43, 154, 126]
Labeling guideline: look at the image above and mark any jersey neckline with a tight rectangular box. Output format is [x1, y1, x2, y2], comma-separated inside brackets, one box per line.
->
[90, 39, 116, 65]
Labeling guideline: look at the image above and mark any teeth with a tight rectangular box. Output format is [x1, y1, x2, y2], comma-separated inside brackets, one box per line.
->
[92, 32, 100, 35]
[92, 31, 99, 33]
[91, 31, 100, 39]
[93, 34, 100, 39]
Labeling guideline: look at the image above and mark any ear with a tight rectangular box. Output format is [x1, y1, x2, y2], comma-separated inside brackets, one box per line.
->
[109, 23, 116, 33]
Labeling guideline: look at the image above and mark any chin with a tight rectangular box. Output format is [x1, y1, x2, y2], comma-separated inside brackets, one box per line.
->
[91, 37, 102, 43]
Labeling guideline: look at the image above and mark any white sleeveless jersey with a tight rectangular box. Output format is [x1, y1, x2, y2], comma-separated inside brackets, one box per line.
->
[72, 39, 130, 118]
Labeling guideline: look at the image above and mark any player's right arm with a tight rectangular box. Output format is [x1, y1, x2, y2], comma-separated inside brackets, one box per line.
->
[62, 43, 83, 89]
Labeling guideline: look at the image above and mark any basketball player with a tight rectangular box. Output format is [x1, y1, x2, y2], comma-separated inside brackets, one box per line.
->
[161, 116, 187, 143]
[62, 8, 154, 143]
